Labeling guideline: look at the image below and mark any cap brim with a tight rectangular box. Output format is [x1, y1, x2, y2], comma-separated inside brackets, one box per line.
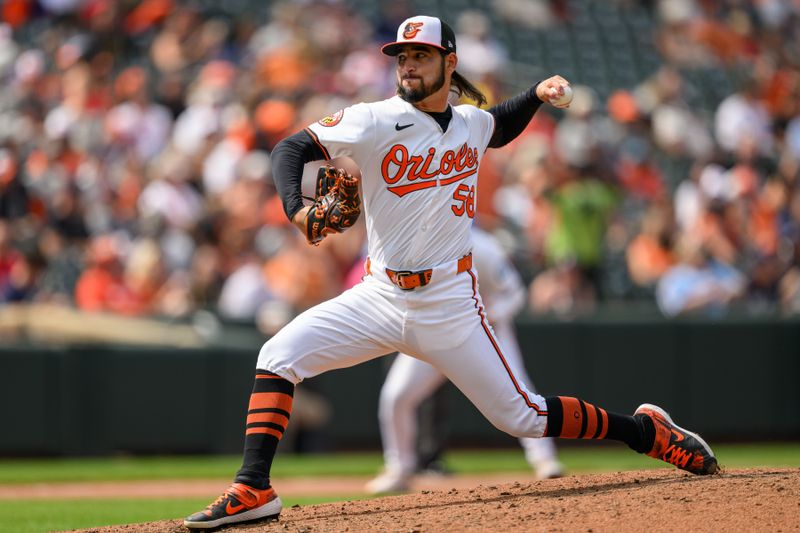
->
[381, 41, 448, 56]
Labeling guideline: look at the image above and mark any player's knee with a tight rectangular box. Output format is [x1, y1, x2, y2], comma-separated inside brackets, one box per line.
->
[256, 343, 300, 383]
[489, 416, 540, 439]
[378, 382, 421, 420]
[257, 342, 281, 367]
[376, 390, 397, 425]
[378, 383, 411, 413]
[492, 419, 523, 437]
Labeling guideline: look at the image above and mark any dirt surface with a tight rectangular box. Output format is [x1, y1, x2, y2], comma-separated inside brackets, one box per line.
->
[59, 468, 798, 533]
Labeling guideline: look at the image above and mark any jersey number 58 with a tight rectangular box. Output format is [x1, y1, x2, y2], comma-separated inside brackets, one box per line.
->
[451, 184, 475, 218]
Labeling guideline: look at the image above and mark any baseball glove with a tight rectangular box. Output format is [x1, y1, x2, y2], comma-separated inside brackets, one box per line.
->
[303, 165, 361, 245]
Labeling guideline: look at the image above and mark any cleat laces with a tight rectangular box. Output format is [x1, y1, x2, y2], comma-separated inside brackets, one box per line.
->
[205, 491, 230, 512]
[206, 485, 251, 512]
[662, 444, 693, 469]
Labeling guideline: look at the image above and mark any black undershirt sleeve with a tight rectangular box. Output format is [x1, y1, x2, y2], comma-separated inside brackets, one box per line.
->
[487, 82, 543, 149]
[271, 129, 328, 221]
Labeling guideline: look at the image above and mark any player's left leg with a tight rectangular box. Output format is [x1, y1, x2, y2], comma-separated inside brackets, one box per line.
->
[420, 272, 717, 476]
[491, 321, 564, 480]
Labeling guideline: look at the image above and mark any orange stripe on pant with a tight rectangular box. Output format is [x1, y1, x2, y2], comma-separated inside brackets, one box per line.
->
[248, 392, 293, 413]
[467, 270, 546, 415]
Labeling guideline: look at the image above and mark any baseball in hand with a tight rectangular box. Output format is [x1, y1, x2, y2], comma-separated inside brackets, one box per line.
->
[549, 85, 573, 108]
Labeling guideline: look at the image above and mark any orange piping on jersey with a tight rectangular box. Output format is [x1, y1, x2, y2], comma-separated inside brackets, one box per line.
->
[255, 374, 286, 379]
[304, 127, 331, 160]
[387, 179, 439, 197]
[438, 168, 477, 186]
[467, 270, 547, 415]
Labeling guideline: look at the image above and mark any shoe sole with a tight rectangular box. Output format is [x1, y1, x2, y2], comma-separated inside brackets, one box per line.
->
[184, 496, 282, 529]
[636, 403, 719, 474]
[534, 463, 565, 480]
[364, 481, 411, 495]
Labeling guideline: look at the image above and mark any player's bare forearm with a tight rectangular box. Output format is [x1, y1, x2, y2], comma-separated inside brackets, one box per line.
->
[291, 206, 312, 233]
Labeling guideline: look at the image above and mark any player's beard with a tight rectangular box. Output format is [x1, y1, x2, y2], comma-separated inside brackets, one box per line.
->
[397, 61, 446, 103]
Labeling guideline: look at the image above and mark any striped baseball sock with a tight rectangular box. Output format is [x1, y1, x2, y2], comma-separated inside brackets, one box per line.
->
[234, 370, 294, 489]
[543, 396, 655, 453]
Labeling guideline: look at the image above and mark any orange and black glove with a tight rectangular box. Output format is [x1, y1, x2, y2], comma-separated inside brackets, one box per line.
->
[304, 165, 361, 245]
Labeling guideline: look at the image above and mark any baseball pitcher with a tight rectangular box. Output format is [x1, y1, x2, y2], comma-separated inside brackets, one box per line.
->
[185, 15, 718, 530]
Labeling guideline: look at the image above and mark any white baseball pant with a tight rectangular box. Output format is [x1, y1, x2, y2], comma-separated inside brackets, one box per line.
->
[378, 320, 559, 476]
[257, 257, 549, 444]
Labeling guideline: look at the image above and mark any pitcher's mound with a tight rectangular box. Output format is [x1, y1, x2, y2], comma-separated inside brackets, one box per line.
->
[77, 468, 799, 533]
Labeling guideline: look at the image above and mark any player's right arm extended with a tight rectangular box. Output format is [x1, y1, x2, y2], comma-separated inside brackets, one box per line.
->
[487, 75, 571, 148]
[486, 83, 544, 148]
[271, 130, 328, 230]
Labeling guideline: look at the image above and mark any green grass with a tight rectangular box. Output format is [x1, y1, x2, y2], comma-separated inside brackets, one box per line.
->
[0, 443, 797, 485]
[0, 444, 798, 533]
[0, 495, 368, 533]
[0, 454, 384, 484]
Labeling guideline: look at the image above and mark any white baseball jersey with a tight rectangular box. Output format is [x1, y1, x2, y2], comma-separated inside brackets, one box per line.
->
[306, 96, 494, 270]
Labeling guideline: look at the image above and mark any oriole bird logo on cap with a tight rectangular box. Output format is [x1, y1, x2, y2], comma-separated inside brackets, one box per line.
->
[402, 22, 423, 39]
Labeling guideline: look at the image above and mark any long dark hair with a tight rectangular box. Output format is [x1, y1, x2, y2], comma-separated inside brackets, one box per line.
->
[451, 70, 487, 107]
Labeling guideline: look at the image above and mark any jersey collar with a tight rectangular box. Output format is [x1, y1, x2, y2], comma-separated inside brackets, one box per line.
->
[392, 95, 451, 112]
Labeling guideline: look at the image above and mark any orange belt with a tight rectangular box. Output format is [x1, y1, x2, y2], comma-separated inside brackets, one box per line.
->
[381, 253, 472, 291]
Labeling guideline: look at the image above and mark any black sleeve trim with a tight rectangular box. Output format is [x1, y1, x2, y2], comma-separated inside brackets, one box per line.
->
[272, 129, 328, 221]
[487, 82, 543, 149]
[303, 127, 331, 160]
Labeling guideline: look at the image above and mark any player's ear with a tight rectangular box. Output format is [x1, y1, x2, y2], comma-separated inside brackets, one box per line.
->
[445, 52, 457, 74]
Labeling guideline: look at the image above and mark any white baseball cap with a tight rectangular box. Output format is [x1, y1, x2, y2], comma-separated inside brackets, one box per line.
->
[381, 15, 457, 56]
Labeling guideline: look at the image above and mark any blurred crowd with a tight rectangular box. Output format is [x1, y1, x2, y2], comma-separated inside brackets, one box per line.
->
[1, 0, 799, 331]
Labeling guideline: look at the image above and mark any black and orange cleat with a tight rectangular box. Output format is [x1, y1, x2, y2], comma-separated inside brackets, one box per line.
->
[635, 403, 719, 475]
[184, 483, 282, 529]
